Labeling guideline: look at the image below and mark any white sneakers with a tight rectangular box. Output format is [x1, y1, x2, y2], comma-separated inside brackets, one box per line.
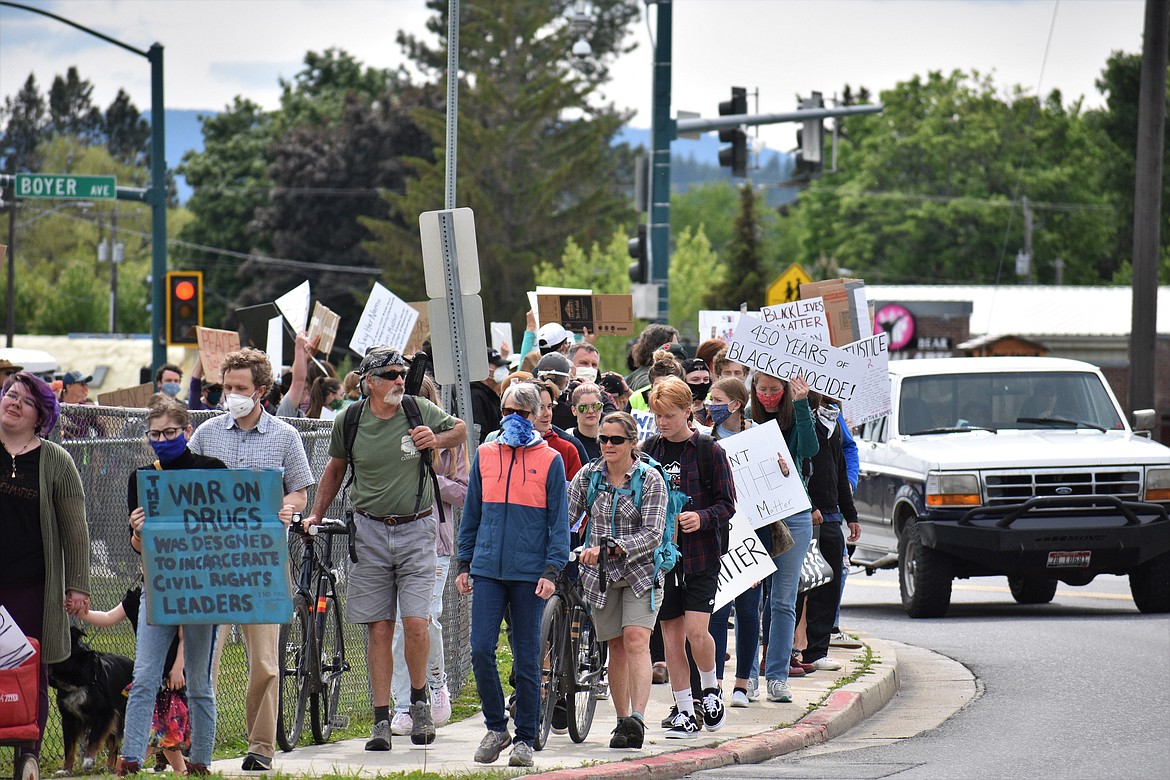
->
[811, 657, 843, 671]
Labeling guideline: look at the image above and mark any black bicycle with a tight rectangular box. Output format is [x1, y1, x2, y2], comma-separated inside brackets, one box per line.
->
[535, 546, 607, 750]
[277, 512, 357, 751]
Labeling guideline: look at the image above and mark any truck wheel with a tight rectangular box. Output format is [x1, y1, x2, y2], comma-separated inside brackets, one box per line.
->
[898, 517, 952, 618]
[1008, 576, 1058, 604]
[1130, 552, 1170, 613]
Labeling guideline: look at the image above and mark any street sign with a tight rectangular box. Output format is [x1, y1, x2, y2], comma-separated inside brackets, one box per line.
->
[15, 173, 116, 200]
[766, 263, 813, 306]
[419, 207, 481, 297]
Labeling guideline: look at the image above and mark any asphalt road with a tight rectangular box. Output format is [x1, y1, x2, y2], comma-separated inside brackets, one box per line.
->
[691, 570, 1170, 780]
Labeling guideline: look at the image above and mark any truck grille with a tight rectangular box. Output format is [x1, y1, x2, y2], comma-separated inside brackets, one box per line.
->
[983, 469, 1142, 505]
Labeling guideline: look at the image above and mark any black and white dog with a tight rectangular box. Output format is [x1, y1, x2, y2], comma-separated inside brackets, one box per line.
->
[47, 627, 134, 774]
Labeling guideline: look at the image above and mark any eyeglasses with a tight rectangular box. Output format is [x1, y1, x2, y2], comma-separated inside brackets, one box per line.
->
[575, 401, 603, 414]
[502, 407, 531, 419]
[597, 435, 630, 445]
[3, 389, 35, 409]
[371, 369, 408, 382]
[147, 427, 183, 441]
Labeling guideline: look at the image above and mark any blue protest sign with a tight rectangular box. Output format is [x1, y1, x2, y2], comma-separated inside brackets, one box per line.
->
[138, 469, 291, 625]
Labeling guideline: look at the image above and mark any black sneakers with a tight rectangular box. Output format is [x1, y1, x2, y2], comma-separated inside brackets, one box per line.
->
[664, 710, 701, 739]
[610, 716, 646, 748]
[551, 698, 568, 734]
[659, 703, 679, 728]
[699, 687, 726, 731]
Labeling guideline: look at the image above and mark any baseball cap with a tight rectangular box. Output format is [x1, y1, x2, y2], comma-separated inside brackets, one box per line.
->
[537, 322, 570, 350]
[487, 348, 509, 368]
[62, 369, 94, 386]
[535, 351, 572, 379]
[357, 346, 408, 376]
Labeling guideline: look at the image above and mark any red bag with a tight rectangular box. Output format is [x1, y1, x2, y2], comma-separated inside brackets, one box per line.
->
[0, 637, 39, 736]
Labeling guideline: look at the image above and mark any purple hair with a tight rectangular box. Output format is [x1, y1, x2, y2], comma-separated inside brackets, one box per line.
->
[3, 372, 60, 436]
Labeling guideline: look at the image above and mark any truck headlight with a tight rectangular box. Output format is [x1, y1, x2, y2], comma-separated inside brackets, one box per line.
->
[1145, 467, 1170, 502]
[926, 472, 981, 507]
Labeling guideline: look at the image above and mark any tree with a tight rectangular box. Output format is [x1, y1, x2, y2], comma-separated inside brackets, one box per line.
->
[365, 0, 641, 333]
[104, 89, 151, 164]
[48, 67, 103, 143]
[669, 226, 721, 339]
[1, 74, 47, 173]
[703, 184, 766, 310]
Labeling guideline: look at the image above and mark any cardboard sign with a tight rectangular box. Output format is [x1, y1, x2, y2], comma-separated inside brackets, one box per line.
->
[97, 382, 154, 409]
[726, 314, 869, 404]
[840, 332, 892, 424]
[722, 419, 812, 530]
[138, 469, 290, 625]
[714, 514, 777, 611]
[350, 283, 419, 356]
[307, 302, 341, 356]
[236, 303, 295, 358]
[697, 310, 746, 342]
[799, 278, 865, 346]
[274, 281, 311, 334]
[537, 294, 634, 337]
[196, 327, 241, 381]
[405, 302, 430, 356]
[759, 297, 831, 342]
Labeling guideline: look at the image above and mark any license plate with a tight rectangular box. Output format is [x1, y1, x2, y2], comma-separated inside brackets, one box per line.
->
[1047, 551, 1091, 568]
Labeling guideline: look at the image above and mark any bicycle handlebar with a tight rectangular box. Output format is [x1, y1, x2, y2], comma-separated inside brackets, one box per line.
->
[289, 513, 359, 564]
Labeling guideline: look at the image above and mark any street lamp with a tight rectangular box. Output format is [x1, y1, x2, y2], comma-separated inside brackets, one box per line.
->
[568, 1, 593, 58]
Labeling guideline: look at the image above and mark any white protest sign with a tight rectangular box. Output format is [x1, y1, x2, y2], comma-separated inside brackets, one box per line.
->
[840, 331, 892, 425]
[714, 514, 776, 611]
[274, 281, 311, 334]
[722, 419, 812, 530]
[266, 316, 284, 373]
[759, 296, 831, 342]
[350, 282, 420, 355]
[697, 310, 745, 342]
[631, 409, 658, 443]
[490, 322, 513, 354]
[726, 313, 869, 404]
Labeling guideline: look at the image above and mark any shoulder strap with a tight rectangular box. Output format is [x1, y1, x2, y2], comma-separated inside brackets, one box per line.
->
[400, 394, 446, 524]
[342, 398, 367, 493]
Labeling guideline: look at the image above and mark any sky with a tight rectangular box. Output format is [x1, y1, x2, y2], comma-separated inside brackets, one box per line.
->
[0, 0, 1149, 153]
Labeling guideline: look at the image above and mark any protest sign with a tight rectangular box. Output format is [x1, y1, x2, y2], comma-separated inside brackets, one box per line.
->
[799, 278, 865, 346]
[266, 316, 284, 373]
[630, 409, 658, 443]
[490, 322, 513, 354]
[537, 294, 634, 337]
[97, 382, 154, 409]
[722, 419, 811, 529]
[697, 310, 745, 342]
[350, 283, 419, 356]
[726, 314, 868, 404]
[196, 327, 241, 380]
[275, 281, 311, 334]
[714, 514, 777, 611]
[307, 302, 341, 356]
[840, 331, 892, 424]
[759, 297, 831, 342]
[139, 469, 289, 625]
[235, 302, 295, 357]
[405, 302, 430, 356]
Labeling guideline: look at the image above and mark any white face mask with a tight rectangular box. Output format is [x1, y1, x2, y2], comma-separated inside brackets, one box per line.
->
[225, 393, 257, 419]
[493, 365, 510, 384]
[575, 366, 598, 383]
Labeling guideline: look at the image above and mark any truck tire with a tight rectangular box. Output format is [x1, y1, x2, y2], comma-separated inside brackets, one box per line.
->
[898, 517, 952, 618]
[1130, 552, 1170, 614]
[1008, 576, 1058, 604]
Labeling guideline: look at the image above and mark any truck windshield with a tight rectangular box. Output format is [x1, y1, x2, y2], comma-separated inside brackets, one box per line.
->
[898, 371, 1125, 435]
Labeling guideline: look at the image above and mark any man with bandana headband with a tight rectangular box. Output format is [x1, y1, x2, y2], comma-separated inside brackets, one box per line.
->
[303, 345, 466, 752]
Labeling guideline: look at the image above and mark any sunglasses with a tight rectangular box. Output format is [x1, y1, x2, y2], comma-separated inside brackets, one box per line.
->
[598, 435, 630, 445]
[502, 407, 531, 419]
[575, 401, 604, 414]
[371, 369, 408, 382]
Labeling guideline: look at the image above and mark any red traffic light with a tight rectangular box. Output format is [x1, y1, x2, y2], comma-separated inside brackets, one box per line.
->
[175, 280, 196, 301]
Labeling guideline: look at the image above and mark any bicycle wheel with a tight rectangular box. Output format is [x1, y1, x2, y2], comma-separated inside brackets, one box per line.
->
[566, 606, 603, 743]
[311, 588, 346, 743]
[277, 595, 313, 751]
[534, 594, 564, 751]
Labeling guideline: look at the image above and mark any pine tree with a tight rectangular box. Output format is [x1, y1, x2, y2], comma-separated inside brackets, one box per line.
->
[1, 74, 47, 173]
[702, 184, 765, 310]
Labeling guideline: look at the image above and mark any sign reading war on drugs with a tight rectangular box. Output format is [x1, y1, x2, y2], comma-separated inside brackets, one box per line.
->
[138, 469, 290, 625]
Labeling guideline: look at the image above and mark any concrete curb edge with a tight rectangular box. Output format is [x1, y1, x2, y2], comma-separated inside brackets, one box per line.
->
[526, 634, 899, 780]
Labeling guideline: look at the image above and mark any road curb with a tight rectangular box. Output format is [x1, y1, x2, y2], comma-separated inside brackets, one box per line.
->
[527, 634, 899, 780]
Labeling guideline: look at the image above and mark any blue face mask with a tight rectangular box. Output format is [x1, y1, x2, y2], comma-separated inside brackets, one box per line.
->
[149, 432, 187, 463]
[161, 382, 181, 398]
[499, 413, 534, 447]
[708, 402, 734, 427]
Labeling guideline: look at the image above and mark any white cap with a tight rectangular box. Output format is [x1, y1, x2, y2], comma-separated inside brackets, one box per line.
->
[537, 322, 570, 350]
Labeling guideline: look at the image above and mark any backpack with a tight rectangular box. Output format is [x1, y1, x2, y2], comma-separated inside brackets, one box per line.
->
[342, 395, 445, 524]
[583, 454, 686, 610]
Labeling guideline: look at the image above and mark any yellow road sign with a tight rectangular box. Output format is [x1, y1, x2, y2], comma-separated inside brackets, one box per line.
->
[766, 263, 813, 306]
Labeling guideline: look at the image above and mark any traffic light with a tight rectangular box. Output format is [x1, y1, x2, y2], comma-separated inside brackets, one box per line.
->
[794, 92, 825, 181]
[166, 271, 202, 346]
[628, 224, 648, 283]
[718, 87, 748, 177]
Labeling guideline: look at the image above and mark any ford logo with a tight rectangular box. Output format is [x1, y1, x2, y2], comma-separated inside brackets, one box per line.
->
[1055, 487, 1073, 496]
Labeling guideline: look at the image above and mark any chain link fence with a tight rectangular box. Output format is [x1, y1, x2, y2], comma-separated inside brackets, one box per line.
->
[27, 403, 473, 766]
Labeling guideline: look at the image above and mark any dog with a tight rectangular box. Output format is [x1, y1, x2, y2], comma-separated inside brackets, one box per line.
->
[47, 627, 135, 774]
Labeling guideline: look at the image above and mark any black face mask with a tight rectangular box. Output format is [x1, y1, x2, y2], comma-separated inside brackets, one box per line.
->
[206, 389, 223, 407]
[688, 381, 711, 402]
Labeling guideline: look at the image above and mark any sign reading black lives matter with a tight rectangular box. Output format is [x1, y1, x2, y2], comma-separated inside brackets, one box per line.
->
[138, 469, 290, 625]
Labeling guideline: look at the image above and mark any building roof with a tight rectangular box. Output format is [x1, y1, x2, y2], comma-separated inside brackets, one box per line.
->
[867, 285, 1170, 338]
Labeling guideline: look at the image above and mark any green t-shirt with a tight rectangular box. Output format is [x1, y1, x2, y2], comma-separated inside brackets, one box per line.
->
[328, 395, 457, 516]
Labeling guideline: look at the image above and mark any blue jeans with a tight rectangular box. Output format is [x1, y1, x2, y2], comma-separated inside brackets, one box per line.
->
[711, 580, 762, 682]
[122, 599, 217, 766]
[470, 577, 544, 746]
[765, 510, 814, 682]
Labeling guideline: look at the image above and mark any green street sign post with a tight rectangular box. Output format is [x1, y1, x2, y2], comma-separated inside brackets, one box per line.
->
[15, 173, 117, 200]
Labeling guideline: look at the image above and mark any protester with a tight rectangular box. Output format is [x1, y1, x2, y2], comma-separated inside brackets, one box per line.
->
[628, 351, 685, 411]
[306, 377, 344, 420]
[537, 322, 572, 356]
[471, 349, 510, 444]
[457, 382, 568, 768]
[712, 349, 750, 384]
[681, 358, 713, 428]
[598, 372, 633, 412]
[624, 324, 680, 393]
[695, 339, 727, 373]
[154, 363, 184, 400]
[0, 371, 89, 761]
[531, 379, 583, 481]
[186, 358, 223, 412]
[567, 383, 604, 462]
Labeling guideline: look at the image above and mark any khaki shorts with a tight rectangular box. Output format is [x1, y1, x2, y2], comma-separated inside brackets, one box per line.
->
[591, 578, 661, 642]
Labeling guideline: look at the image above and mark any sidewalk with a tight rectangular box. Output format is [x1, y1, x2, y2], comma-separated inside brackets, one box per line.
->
[208, 630, 898, 778]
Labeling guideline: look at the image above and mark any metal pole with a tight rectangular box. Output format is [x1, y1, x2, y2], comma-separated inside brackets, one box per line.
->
[149, 43, 167, 373]
[1129, 0, 1168, 416]
[5, 194, 14, 347]
[109, 202, 119, 333]
[445, 0, 459, 211]
[649, 0, 674, 324]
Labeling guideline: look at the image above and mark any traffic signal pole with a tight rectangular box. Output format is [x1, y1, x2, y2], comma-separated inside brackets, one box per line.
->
[648, 0, 674, 324]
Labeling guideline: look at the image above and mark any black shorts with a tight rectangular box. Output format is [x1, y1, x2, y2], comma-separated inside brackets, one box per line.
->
[658, 565, 720, 621]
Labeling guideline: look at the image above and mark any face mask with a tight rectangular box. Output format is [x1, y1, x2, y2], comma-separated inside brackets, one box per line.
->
[818, 406, 841, 423]
[756, 390, 784, 409]
[205, 389, 223, 407]
[225, 392, 257, 419]
[149, 433, 187, 463]
[499, 412, 534, 447]
[160, 382, 181, 398]
[574, 366, 598, 383]
[493, 365, 511, 384]
[708, 402, 734, 427]
[688, 381, 711, 403]
[329, 399, 344, 411]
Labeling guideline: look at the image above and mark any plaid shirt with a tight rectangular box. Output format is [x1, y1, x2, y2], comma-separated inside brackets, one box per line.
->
[188, 410, 315, 495]
[567, 459, 667, 609]
[645, 432, 737, 576]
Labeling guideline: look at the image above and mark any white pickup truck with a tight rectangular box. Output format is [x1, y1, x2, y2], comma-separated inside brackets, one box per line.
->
[850, 356, 1170, 617]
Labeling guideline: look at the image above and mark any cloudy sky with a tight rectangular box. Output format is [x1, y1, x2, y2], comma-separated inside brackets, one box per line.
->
[0, 0, 1148, 151]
